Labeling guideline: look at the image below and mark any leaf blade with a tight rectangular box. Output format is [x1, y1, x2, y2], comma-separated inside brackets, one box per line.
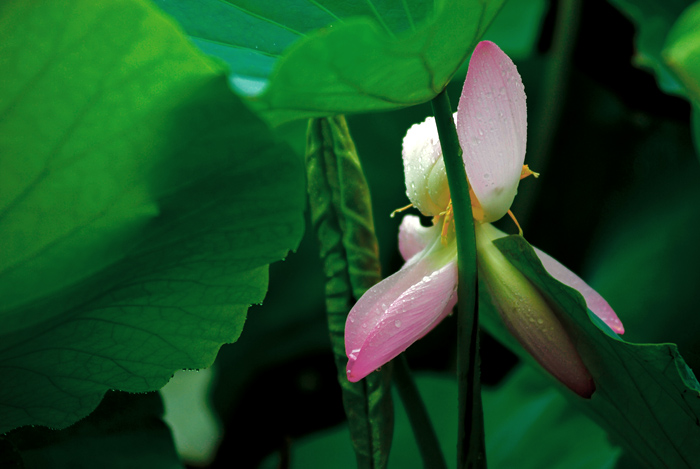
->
[154, 0, 507, 123]
[306, 116, 394, 468]
[489, 235, 700, 468]
[0, 0, 305, 433]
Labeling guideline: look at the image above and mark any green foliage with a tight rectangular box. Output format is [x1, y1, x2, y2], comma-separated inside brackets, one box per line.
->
[663, 1, 700, 103]
[306, 116, 394, 468]
[3, 392, 182, 469]
[481, 0, 548, 60]
[260, 369, 620, 469]
[0, 0, 305, 433]
[154, 0, 507, 124]
[487, 236, 700, 469]
[588, 162, 700, 372]
[609, 0, 700, 159]
[484, 367, 621, 469]
[607, 0, 693, 95]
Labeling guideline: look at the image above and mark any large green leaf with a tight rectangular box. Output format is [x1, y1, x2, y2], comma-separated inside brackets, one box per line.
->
[4, 392, 182, 469]
[588, 165, 700, 372]
[154, 0, 506, 124]
[608, 0, 693, 95]
[0, 0, 305, 433]
[485, 236, 700, 468]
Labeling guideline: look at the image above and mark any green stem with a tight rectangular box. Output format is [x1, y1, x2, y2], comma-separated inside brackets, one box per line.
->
[394, 356, 447, 469]
[431, 90, 485, 468]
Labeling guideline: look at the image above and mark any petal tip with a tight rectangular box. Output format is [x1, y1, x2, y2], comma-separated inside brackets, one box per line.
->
[346, 362, 362, 382]
[576, 378, 596, 399]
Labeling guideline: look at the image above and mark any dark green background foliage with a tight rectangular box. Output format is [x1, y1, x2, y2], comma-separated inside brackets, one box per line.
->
[2, 0, 700, 467]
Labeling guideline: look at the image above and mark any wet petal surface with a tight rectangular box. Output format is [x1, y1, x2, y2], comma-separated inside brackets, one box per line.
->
[457, 41, 527, 223]
[345, 239, 457, 382]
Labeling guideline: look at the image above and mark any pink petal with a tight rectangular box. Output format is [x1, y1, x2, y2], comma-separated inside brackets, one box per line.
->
[534, 247, 625, 334]
[398, 215, 438, 262]
[476, 222, 595, 398]
[345, 246, 458, 382]
[402, 116, 452, 216]
[457, 41, 527, 223]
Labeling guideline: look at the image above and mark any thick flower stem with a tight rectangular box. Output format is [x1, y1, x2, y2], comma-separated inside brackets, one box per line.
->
[394, 356, 448, 469]
[431, 89, 485, 469]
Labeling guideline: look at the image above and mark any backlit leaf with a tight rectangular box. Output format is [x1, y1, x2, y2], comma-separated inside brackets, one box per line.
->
[0, 0, 305, 433]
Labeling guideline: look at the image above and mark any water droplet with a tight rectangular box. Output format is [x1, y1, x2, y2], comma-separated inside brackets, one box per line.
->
[362, 323, 367, 329]
[349, 317, 355, 323]
[422, 275, 431, 282]
[394, 320, 402, 328]
[483, 172, 490, 179]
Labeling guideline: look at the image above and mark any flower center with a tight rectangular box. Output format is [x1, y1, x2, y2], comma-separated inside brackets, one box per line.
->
[394, 165, 539, 243]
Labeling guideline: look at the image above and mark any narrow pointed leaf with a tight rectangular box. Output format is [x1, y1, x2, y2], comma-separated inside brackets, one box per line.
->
[306, 116, 393, 468]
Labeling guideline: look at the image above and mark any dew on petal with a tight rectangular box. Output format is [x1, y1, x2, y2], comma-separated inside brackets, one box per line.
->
[394, 319, 402, 328]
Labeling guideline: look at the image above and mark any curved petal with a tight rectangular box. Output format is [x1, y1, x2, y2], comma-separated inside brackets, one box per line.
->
[457, 41, 527, 223]
[345, 242, 458, 382]
[476, 223, 595, 398]
[402, 116, 452, 216]
[398, 215, 439, 261]
[533, 247, 625, 334]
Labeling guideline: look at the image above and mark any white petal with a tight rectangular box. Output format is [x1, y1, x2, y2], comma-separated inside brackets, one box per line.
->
[402, 116, 452, 216]
[398, 215, 438, 262]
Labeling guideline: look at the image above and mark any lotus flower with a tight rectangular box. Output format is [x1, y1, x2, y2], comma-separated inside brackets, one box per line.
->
[345, 41, 624, 397]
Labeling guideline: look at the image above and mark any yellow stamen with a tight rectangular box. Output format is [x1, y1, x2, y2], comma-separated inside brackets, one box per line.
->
[469, 185, 486, 222]
[390, 203, 413, 218]
[439, 200, 454, 246]
[507, 209, 524, 236]
[520, 164, 540, 180]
